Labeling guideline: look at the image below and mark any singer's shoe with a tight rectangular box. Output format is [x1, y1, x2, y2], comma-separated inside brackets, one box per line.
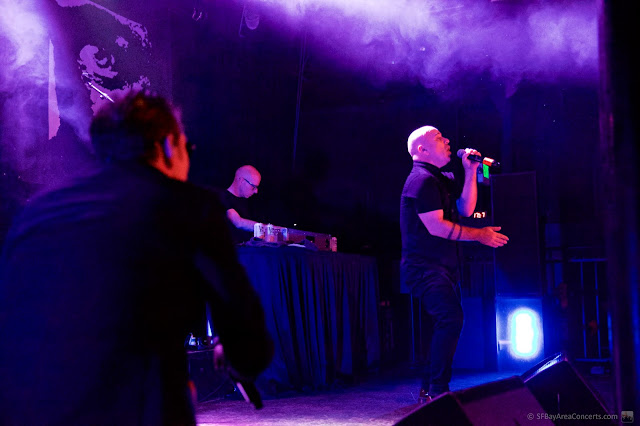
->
[418, 388, 432, 404]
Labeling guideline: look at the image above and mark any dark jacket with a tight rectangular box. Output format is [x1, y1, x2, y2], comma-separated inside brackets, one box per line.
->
[0, 163, 273, 425]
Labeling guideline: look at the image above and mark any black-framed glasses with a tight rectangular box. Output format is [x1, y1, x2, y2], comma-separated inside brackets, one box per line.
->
[243, 177, 258, 190]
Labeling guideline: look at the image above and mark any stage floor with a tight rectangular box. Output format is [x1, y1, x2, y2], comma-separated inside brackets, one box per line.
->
[195, 366, 615, 425]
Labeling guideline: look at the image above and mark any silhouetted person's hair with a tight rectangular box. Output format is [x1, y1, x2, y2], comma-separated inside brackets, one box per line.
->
[90, 90, 180, 163]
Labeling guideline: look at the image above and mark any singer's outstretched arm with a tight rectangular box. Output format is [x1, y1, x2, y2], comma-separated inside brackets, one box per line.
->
[419, 209, 509, 248]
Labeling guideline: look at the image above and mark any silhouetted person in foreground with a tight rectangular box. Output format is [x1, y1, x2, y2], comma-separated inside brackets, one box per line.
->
[400, 126, 508, 402]
[0, 90, 273, 425]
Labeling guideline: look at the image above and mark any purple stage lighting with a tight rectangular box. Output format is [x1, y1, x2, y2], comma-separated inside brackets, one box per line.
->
[247, 0, 598, 94]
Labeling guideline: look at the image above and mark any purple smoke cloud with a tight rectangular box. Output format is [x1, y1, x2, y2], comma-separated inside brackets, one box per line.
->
[0, 0, 49, 181]
[247, 0, 598, 95]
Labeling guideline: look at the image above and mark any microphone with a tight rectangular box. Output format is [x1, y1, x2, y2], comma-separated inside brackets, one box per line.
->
[81, 72, 115, 103]
[457, 149, 500, 168]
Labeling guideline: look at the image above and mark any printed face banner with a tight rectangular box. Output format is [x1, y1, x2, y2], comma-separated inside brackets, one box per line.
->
[0, 0, 171, 192]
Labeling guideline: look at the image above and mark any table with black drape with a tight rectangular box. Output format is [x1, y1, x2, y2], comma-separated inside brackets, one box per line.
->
[234, 246, 380, 392]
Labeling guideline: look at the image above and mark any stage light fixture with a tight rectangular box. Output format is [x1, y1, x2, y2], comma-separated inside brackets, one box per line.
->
[239, 3, 260, 36]
[496, 297, 545, 369]
[509, 307, 541, 358]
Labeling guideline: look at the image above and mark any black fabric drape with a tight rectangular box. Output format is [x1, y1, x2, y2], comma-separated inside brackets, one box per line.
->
[235, 246, 380, 391]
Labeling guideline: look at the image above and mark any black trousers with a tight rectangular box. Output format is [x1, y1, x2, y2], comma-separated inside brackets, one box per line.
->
[408, 266, 464, 395]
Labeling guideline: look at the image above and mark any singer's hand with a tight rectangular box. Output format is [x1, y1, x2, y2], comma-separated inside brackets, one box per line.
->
[476, 226, 509, 248]
[460, 148, 481, 172]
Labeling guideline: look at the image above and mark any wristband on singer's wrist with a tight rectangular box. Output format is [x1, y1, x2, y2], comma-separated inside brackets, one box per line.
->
[447, 224, 457, 240]
[455, 225, 463, 241]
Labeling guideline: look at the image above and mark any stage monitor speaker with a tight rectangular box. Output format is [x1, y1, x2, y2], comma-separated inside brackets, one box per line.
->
[187, 350, 235, 402]
[522, 352, 614, 424]
[491, 172, 542, 296]
[395, 376, 552, 425]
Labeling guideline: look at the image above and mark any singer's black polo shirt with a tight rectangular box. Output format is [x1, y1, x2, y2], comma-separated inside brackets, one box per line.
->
[400, 161, 461, 282]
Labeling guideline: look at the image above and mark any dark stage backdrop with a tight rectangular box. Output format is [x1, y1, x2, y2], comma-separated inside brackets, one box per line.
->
[169, 2, 602, 260]
[2, 1, 603, 281]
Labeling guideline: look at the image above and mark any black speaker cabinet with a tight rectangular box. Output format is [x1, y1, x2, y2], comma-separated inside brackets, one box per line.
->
[491, 172, 542, 296]
[187, 349, 235, 402]
[395, 376, 552, 425]
[522, 352, 614, 425]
